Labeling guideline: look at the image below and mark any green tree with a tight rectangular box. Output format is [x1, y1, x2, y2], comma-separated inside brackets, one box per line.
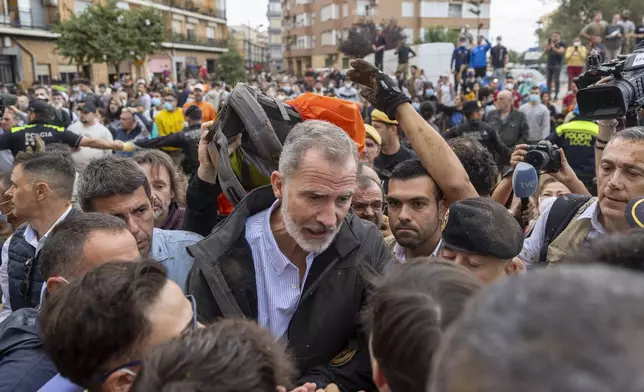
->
[338, 18, 407, 59]
[508, 50, 521, 64]
[54, 0, 163, 77]
[423, 26, 460, 44]
[538, 0, 644, 45]
[218, 39, 246, 85]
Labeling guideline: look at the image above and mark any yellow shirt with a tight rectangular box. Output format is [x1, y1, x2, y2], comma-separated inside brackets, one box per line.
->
[154, 109, 185, 152]
[565, 46, 588, 67]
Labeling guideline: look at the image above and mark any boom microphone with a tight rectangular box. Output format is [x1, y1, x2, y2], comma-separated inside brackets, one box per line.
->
[512, 162, 539, 228]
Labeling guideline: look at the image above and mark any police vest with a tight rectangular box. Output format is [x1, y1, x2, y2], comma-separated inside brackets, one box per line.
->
[555, 120, 599, 147]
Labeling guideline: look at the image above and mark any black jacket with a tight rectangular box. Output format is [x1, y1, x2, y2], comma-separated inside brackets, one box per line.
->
[485, 108, 530, 148]
[444, 119, 512, 167]
[186, 185, 394, 391]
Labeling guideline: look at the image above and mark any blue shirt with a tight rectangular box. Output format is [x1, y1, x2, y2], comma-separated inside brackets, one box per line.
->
[114, 124, 147, 157]
[38, 374, 81, 392]
[245, 200, 316, 339]
[150, 228, 202, 293]
[469, 40, 491, 68]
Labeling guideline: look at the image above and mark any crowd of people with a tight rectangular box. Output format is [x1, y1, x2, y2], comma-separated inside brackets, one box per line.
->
[0, 9, 643, 392]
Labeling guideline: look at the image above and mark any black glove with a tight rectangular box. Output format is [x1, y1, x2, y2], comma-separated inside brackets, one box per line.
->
[346, 59, 411, 120]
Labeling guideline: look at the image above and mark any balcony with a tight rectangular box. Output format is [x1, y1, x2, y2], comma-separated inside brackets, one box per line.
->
[0, 7, 58, 31]
[134, 0, 226, 19]
[166, 32, 227, 48]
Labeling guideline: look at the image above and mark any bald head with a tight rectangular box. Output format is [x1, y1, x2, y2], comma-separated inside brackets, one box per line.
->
[496, 90, 513, 111]
[359, 164, 381, 185]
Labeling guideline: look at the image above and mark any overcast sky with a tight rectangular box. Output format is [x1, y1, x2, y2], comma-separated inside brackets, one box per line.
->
[227, 0, 560, 52]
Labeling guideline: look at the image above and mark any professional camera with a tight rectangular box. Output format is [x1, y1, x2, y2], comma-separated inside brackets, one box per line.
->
[575, 42, 644, 123]
[524, 140, 561, 173]
[0, 94, 16, 117]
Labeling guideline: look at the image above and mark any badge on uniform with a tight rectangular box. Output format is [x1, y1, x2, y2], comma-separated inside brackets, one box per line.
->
[329, 346, 357, 367]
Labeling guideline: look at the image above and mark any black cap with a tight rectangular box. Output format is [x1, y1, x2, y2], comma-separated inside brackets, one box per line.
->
[28, 99, 51, 116]
[184, 105, 202, 121]
[80, 101, 97, 113]
[442, 197, 524, 260]
[463, 100, 483, 117]
[626, 197, 644, 229]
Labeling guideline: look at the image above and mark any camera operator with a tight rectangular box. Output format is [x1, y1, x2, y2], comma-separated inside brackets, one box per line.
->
[546, 105, 598, 195]
[519, 122, 644, 267]
[0, 100, 126, 157]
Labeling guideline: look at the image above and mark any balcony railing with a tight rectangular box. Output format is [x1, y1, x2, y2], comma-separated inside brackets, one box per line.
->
[167, 33, 227, 48]
[156, 0, 226, 19]
[0, 7, 57, 30]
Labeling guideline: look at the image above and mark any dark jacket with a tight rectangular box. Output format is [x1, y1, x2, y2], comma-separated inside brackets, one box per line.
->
[183, 175, 225, 237]
[485, 108, 530, 148]
[186, 185, 394, 391]
[444, 119, 512, 167]
[134, 124, 200, 175]
[547, 116, 598, 186]
[0, 308, 57, 391]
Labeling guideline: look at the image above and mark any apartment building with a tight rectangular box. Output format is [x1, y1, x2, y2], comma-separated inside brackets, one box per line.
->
[267, 0, 283, 72]
[0, 0, 228, 86]
[282, 0, 491, 76]
[229, 24, 269, 72]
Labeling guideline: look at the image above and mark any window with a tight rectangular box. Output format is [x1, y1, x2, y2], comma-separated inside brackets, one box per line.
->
[268, 2, 281, 13]
[186, 23, 196, 41]
[320, 4, 338, 21]
[36, 64, 51, 85]
[356, 0, 369, 15]
[401, 2, 414, 17]
[295, 0, 311, 4]
[311, 35, 317, 48]
[448, 3, 462, 18]
[321, 30, 337, 46]
[206, 59, 216, 73]
[296, 36, 310, 49]
[73, 0, 91, 14]
[116, 1, 129, 9]
[421, 1, 445, 18]
[419, 27, 426, 42]
[206, 27, 215, 39]
[342, 57, 350, 69]
[342, 3, 349, 17]
[172, 20, 182, 35]
[311, 12, 316, 24]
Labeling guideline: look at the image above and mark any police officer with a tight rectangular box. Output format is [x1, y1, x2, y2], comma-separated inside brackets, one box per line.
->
[444, 100, 511, 168]
[438, 197, 525, 283]
[0, 100, 126, 157]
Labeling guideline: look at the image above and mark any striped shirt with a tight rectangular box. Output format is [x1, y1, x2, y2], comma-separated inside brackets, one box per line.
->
[245, 200, 316, 339]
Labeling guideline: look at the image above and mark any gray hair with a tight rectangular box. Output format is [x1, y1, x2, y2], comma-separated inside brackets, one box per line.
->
[77, 155, 151, 212]
[278, 120, 359, 181]
[610, 126, 644, 143]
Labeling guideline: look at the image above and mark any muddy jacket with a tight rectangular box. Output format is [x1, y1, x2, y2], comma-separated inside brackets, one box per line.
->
[187, 185, 394, 391]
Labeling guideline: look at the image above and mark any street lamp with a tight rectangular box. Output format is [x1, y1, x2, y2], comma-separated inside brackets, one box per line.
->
[247, 22, 265, 71]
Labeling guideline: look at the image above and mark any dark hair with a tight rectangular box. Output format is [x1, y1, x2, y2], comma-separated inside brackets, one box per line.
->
[0, 171, 11, 189]
[419, 101, 435, 119]
[40, 212, 129, 280]
[73, 78, 91, 86]
[163, 91, 177, 99]
[41, 261, 168, 390]
[479, 86, 491, 100]
[390, 159, 443, 200]
[429, 265, 644, 392]
[447, 137, 498, 197]
[184, 105, 202, 121]
[14, 151, 76, 200]
[132, 150, 186, 206]
[364, 259, 483, 392]
[130, 319, 296, 392]
[564, 229, 644, 271]
[78, 155, 151, 212]
[44, 143, 73, 153]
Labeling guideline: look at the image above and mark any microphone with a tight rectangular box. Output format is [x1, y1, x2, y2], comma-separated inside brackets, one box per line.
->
[625, 197, 644, 229]
[512, 162, 539, 228]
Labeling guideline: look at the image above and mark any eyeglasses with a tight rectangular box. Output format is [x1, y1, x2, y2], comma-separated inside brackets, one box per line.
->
[352, 201, 385, 212]
[20, 258, 34, 299]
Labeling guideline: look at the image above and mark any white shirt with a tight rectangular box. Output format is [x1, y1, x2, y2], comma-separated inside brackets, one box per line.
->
[0, 206, 73, 322]
[67, 121, 114, 172]
[394, 239, 442, 262]
[245, 200, 316, 340]
[519, 199, 604, 266]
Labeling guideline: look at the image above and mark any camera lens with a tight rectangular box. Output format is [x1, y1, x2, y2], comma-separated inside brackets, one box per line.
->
[524, 150, 550, 171]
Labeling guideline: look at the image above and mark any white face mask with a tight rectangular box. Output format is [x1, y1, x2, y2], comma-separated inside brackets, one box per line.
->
[539, 196, 557, 215]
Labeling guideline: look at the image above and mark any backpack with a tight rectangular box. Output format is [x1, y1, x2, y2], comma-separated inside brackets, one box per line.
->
[537, 194, 593, 264]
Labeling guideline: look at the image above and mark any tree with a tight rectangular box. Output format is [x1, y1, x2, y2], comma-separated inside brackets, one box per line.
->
[338, 18, 407, 59]
[538, 0, 644, 45]
[508, 50, 521, 64]
[218, 39, 246, 85]
[54, 0, 163, 77]
[423, 26, 460, 44]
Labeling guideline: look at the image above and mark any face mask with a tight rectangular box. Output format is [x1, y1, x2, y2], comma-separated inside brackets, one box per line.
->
[425, 89, 434, 97]
[529, 94, 541, 103]
[329, 83, 335, 89]
[539, 196, 557, 215]
[164, 102, 175, 111]
[345, 82, 352, 88]
[412, 102, 421, 111]
[505, 83, 514, 90]
[486, 71, 493, 77]
[72, 87, 80, 93]
[151, 97, 161, 107]
[51, 102, 62, 109]
[526, 78, 533, 84]
[167, 83, 174, 88]
[574, 41, 581, 47]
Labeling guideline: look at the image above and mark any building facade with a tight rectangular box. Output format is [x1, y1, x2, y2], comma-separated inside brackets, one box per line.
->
[282, 0, 491, 76]
[0, 0, 228, 86]
[229, 24, 269, 72]
[267, 0, 283, 72]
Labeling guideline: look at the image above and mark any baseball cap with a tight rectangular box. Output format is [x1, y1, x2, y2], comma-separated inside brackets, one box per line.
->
[364, 124, 381, 145]
[442, 197, 524, 260]
[193, 83, 206, 92]
[80, 101, 97, 113]
[28, 99, 51, 116]
[463, 100, 483, 116]
[371, 109, 398, 125]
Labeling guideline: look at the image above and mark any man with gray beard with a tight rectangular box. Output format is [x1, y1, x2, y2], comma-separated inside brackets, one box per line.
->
[187, 120, 394, 392]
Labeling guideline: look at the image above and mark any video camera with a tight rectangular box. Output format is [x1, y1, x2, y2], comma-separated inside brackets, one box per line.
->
[524, 140, 561, 173]
[575, 42, 644, 124]
[0, 94, 16, 117]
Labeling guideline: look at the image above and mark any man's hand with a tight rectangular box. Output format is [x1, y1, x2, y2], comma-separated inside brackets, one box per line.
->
[197, 121, 242, 184]
[276, 383, 317, 392]
[510, 144, 528, 169]
[112, 140, 125, 151]
[551, 149, 576, 184]
[346, 59, 411, 120]
[317, 384, 340, 392]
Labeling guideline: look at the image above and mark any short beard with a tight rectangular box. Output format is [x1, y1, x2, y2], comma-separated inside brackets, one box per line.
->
[281, 185, 340, 254]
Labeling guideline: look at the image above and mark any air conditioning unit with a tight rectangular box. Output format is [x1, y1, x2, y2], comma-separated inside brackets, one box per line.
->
[42, 0, 58, 6]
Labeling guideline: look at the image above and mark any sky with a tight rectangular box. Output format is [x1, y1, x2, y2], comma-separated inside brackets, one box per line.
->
[227, 0, 561, 52]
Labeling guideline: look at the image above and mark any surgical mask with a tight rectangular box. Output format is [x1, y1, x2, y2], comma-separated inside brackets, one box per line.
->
[412, 102, 421, 111]
[505, 83, 514, 90]
[164, 102, 175, 111]
[529, 94, 541, 103]
[486, 71, 493, 77]
[425, 89, 434, 97]
[344, 82, 352, 88]
[539, 196, 557, 215]
[574, 41, 581, 47]
[167, 83, 174, 88]
[151, 97, 161, 107]
[526, 78, 533, 84]
[72, 86, 80, 93]
[329, 83, 335, 89]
